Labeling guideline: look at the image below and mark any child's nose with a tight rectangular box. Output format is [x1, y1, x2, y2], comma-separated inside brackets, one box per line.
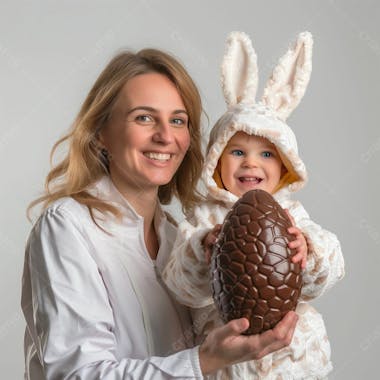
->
[242, 155, 258, 168]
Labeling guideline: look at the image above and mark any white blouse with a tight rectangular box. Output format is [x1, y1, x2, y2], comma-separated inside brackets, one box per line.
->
[21, 176, 203, 379]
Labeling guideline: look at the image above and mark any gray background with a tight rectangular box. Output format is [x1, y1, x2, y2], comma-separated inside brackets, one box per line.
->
[0, 0, 378, 378]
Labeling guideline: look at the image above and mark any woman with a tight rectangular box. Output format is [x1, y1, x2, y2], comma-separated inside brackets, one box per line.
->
[21, 48, 298, 379]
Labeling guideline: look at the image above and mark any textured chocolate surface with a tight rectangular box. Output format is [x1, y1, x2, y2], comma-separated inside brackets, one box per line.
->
[211, 189, 303, 334]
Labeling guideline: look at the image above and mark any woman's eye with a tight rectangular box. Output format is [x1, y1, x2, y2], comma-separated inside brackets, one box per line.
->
[231, 150, 244, 157]
[136, 115, 154, 124]
[262, 151, 272, 158]
[171, 118, 187, 127]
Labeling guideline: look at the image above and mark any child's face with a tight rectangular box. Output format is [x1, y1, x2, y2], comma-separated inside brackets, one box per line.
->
[219, 132, 284, 197]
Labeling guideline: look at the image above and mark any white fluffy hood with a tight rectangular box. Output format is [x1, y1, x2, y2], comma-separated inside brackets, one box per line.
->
[203, 31, 312, 206]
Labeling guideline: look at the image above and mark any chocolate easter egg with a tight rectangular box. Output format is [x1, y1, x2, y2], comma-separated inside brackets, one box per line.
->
[210, 189, 303, 334]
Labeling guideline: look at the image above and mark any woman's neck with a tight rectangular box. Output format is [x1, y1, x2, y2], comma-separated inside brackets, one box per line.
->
[111, 174, 158, 220]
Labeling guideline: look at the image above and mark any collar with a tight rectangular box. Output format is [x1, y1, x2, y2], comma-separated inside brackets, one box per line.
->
[90, 175, 167, 224]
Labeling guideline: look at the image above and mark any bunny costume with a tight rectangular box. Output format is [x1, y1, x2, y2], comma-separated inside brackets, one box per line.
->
[162, 32, 345, 379]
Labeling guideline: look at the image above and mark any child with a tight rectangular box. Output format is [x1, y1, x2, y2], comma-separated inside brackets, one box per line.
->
[163, 31, 345, 379]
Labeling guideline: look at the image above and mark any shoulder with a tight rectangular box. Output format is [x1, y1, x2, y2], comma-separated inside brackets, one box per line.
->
[31, 197, 93, 242]
[44, 196, 89, 218]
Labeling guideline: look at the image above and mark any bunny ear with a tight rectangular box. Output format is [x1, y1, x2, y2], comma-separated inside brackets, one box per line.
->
[261, 32, 313, 120]
[221, 31, 258, 107]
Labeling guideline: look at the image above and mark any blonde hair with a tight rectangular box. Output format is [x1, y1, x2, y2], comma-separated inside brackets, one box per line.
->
[28, 49, 204, 223]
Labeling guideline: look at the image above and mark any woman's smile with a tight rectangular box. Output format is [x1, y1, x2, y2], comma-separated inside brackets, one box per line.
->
[143, 152, 172, 161]
[100, 72, 190, 195]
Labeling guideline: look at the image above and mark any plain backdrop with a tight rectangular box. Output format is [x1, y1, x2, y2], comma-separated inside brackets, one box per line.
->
[0, 1, 379, 378]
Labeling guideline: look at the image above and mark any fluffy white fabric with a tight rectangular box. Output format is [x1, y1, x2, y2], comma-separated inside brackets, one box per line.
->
[162, 31, 344, 379]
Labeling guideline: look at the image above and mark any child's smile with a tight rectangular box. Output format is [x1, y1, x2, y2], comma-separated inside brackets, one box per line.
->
[238, 176, 263, 184]
[219, 132, 285, 197]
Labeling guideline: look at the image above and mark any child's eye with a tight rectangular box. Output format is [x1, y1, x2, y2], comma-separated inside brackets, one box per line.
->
[231, 149, 244, 157]
[262, 151, 273, 158]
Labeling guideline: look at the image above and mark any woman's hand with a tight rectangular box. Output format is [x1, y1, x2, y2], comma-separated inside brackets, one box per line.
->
[202, 224, 222, 264]
[285, 209, 308, 269]
[199, 311, 298, 375]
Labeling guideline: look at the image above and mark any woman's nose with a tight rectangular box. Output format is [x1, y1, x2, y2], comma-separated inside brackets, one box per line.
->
[152, 121, 174, 144]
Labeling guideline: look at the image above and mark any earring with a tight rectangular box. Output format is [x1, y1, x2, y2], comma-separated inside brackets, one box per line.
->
[101, 148, 108, 158]
[101, 148, 112, 161]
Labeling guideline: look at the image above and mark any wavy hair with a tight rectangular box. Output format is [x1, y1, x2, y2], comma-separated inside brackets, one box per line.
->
[28, 49, 204, 224]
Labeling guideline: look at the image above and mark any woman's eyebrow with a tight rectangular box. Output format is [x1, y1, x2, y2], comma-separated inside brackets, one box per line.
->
[126, 106, 188, 115]
[173, 109, 188, 115]
[127, 106, 157, 115]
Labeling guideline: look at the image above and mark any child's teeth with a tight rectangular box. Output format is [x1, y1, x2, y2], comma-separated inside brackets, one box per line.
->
[243, 177, 260, 182]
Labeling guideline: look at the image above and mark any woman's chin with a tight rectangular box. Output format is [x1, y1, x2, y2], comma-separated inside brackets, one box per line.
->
[143, 173, 174, 188]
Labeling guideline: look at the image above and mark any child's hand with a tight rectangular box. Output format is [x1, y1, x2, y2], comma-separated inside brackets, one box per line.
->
[284, 209, 308, 270]
[202, 224, 222, 264]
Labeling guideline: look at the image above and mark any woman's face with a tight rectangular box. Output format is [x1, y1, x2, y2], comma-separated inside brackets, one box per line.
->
[100, 73, 190, 195]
